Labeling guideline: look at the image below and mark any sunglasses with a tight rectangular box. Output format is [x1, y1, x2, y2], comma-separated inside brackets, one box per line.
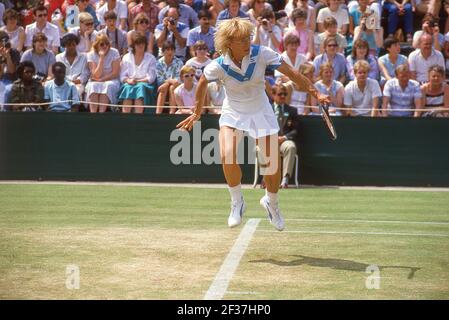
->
[327, 44, 338, 47]
[99, 42, 108, 47]
[277, 93, 287, 97]
[183, 74, 195, 78]
[138, 20, 149, 24]
[196, 47, 208, 51]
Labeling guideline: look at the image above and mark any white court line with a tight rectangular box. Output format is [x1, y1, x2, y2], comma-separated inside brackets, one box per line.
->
[285, 218, 449, 225]
[257, 230, 449, 237]
[204, 219, 260, 300]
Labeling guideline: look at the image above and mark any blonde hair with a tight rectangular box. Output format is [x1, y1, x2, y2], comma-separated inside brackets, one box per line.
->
[319, 62, 334, 77]
[133, 12, 150, 30]
[299, 62, 314, 75]
[79, 12, 94, 24]
[353, 60, 370, 74]
[215, 18, 254, 55]
[92, 33, 110, 53]
[180, 65, 196, 78]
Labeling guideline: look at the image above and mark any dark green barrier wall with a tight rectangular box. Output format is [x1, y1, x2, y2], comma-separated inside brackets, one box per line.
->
[0, 113, 448, 186]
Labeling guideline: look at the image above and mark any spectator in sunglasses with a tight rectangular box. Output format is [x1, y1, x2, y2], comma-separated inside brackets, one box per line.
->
[185, 40, 212, 82]
[127, 12, 154, 54]
[68, 12, 98, 53]
[75, 0, 100, 29]
[174, 65, 201, 114]
[24, 4, 61, 55]
[85, 34, 121, 113]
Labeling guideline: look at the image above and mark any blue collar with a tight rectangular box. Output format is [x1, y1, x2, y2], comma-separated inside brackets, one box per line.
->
[216, 45, 260, 82]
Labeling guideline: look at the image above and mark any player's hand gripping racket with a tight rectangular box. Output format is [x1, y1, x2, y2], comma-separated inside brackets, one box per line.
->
[319, 102, 337, 140]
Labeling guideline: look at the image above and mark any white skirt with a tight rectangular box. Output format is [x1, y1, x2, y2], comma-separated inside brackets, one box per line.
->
[219, 104, 280, 139]
[85, 79, 120, 104]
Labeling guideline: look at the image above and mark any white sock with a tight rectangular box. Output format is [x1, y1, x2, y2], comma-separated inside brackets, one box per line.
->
[266, 190, 279, 204]
[228, 184, 243, 203]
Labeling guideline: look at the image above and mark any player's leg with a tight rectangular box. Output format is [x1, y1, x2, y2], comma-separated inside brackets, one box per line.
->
[219, 126, 246, 228]
[258, 133, 285, 231]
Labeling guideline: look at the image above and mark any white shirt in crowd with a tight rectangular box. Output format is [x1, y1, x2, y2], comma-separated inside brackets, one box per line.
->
[185, 58, 212, 81]
[120, 51, 157, 84]
[96, 0, 128, 29]
[25, 21, 61, 50]
[68, 27, 98, 54]
[56, 51, 90, 85]
[257, 25, 282, 52]
[408, 49, 445, 83]
[317, 7, 349, 31]
[174, 83, 197, 108]
[344, 78, 382, 116]
[275, 51, 307, 78]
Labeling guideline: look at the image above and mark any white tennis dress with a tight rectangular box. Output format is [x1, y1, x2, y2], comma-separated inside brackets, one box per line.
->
[203, 45, 283, 139]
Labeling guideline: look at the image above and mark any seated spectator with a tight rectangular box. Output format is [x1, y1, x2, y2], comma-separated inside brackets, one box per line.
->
[96, 0, 128, 30]
[284, 0, 316, 31]
[271, 83, 299, 189]
[313, 37, 347, 84]
[56, 33, 90, 97]
[184, 0, 204, 15]
[382, 64, 422, 117]
[187, 9, 216, 58]
[119, 32, 157, 113]
[207, 80, 225, 114]
[76, 0, 101, 29]
[25, 4, 61, 54]
[185, 40, 212, 81]
[317, 0, 349, 36]
[44, 62, 81, 112]
[412, 14, 444, 51]
[216, 0, 250, 23]
[417, 65, 449, 117]
[158, 0, 199, 28]
[285, 8, 314, 60]
[314, 62, 344, 115]
[352, 9, 383, 55]
[378, 38, 408, 83]
[129, 0, 160, 33]
[20, 33, 56, 82]
[285, 62, 314, 115]
[156, 40, 183, 114]
[253, 8, 282, 53]
[69, 12, 98, 54]
[0, 30, 21, 86]
[344, 60, 382, 117]
[98, 10, 128, 56]
[346, 39, 380, 81]
[0, 80, 4, 111]
[127, 12, 154, 54]
[0, 8, 26, 52]
[275, 33, 307, 81]
[382, 0, 413, 43]
[7, 61, 45, 112]
[409, 33, 445, 84]
[206, 0, 225, 26]
[155, 7, 189, 60]
[85, 33, 121, 113]
[174, 65, 200, 114]
[316, 16, 347, 54]
[246, 0, 273, 23]
[444, 32, 449, 72]
[349, 0, 381, 33]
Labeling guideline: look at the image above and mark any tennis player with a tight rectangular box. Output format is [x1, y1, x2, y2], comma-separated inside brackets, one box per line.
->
[177, 18, 330, 231]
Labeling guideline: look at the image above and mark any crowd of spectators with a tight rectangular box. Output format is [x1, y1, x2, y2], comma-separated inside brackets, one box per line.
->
[0, 0, 449, 117]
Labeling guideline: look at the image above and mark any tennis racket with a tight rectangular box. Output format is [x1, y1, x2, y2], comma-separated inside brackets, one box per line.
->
[319, 102, 337, 141]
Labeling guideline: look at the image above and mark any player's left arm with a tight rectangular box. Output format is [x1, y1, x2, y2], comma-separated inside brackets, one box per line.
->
[277, 61, 330, 105]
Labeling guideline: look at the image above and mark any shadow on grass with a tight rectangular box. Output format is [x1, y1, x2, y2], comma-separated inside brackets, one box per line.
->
[249, 255, 421, 279]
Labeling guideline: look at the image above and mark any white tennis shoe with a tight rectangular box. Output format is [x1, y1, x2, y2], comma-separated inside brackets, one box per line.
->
[228, 197, 246, 228]
[260, 195, 285, 231]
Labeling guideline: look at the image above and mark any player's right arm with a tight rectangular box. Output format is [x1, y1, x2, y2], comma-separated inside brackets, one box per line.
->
[176, 74, 209, 131]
